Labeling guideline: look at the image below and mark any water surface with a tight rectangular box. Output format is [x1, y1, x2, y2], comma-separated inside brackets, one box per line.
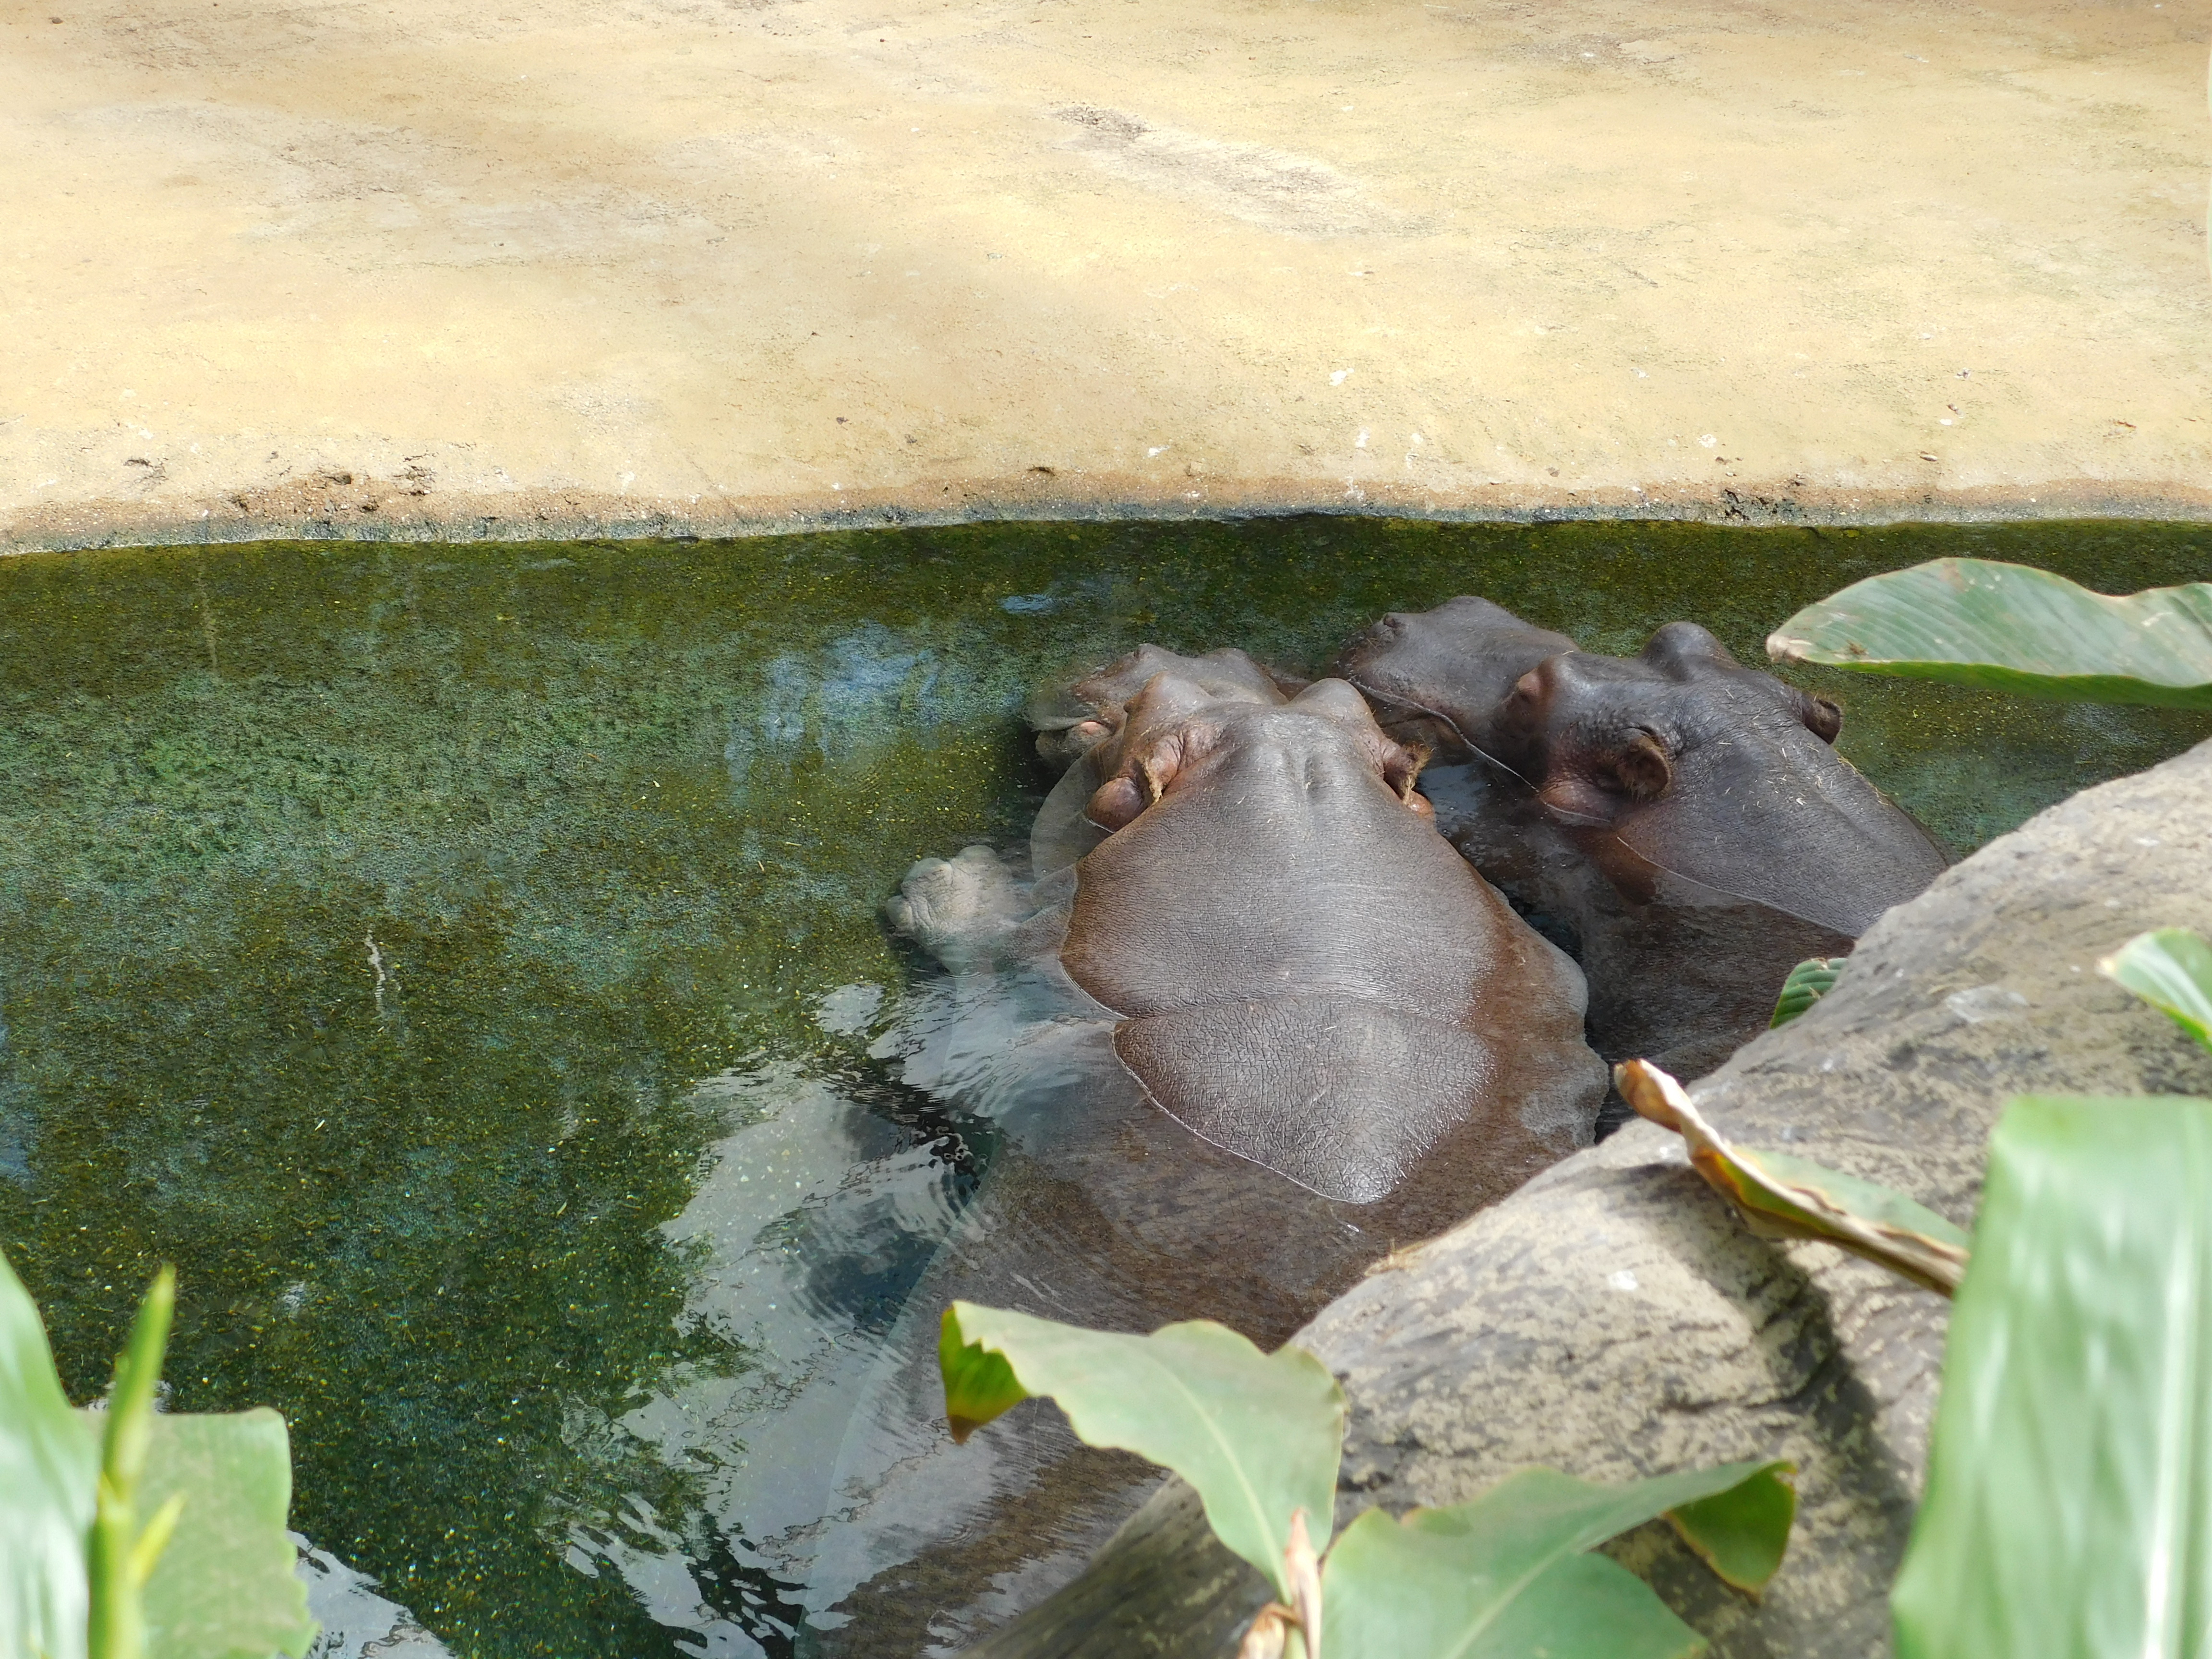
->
[1, 517, 2206, 1656]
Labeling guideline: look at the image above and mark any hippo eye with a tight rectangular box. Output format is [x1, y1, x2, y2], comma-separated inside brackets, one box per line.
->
[1606, 731, 1672, 801]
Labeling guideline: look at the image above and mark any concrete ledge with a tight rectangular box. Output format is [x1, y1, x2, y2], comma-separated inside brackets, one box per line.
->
[5, 0, 2207, 555]
[9, 478, 2212, 561]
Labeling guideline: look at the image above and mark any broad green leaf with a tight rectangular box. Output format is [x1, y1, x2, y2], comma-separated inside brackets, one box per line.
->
[1427, 1554, 1702, 1659]
[938, 1303, 1343, 1599]
[1619, 1060, 1969, 1295]
[1765, 559, 2212, 707]
[1894, 1096, 2212, 1659]
[1324, 1460, 1796, 1659]
[1769, 957, 1845, 1028]
[135, 1412, 317, 1659]
[0, 1248, 96, 1659]
[2100, 927, 2212, 1055]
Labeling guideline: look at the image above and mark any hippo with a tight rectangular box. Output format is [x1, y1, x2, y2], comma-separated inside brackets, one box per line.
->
[1022, 643, 1305, 874]
[1025, 642, 1305, 769]
[790, 648, 1607, 1655]
[1334, 596, 1952, 1077]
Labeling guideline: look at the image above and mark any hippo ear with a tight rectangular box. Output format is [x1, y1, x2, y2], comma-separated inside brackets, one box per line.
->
[1799, 692, 1844, 744]
[1603, 731, 1672, 800]
[1378, 738, 1431, 807]
[1083, 745, 1184, 831]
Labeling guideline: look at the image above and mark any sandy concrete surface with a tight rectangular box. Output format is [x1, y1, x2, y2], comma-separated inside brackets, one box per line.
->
[3, 0, 2207, 554]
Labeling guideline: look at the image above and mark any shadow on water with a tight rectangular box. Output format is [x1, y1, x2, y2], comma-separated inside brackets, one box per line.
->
[0, 517, 2206, 1656]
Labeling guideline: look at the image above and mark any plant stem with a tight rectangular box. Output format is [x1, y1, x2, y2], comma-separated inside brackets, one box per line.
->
[86, 1266, 177, 1659]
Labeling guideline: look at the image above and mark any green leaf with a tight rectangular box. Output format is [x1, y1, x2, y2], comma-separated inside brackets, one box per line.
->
[1324, 1461, 1796, 1659]
[1667, 1465, 1798, 1593]
[2100, 927, 2212, 1056]
[1739, 1145, 1972, 1252]
[1431, 1554, 1703, 1659]
[938, 1303, 1343, 1599]
[1619, 1060, 1969, 1295]
[1893, 1095, 2212, 1659]
[136, 1411, 318, 1659]
[1769, 957, 1846, 1028]
[1765, 558, 2212, 707]
[0, 1261, 312, 1659]
[939, 1310, 1031, 1443]
[0, 1248, 96, 1659]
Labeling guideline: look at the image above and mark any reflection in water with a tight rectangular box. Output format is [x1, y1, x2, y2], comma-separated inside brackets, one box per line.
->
[587, 1053, 983, 1653]
[0, 518, 2206, 1657]
[729, 624, 992, 784]
[300, 1540, 456, 1659]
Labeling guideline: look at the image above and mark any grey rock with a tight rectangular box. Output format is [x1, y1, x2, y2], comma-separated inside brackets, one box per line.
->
[968, 735, 2212, 1658]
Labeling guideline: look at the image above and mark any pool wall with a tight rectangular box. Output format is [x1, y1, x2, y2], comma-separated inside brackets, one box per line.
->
[4, 0, 2208, 558]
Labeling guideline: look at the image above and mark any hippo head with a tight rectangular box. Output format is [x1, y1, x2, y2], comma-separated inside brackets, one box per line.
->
[1058, 670, 1591, 1204]
[1496, 622, 1947, 935]
[1333, 596, 1577, 762]
[1081, 673, 1433, 833]
[1028, 644, 1301, 769]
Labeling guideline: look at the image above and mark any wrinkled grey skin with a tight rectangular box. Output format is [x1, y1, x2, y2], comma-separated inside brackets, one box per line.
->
[1334, 598, 1951, 1076]
[795, 649, 1606, 1655]
[1330, 596, 1578, 765]
[967, 735, 2212, 1659]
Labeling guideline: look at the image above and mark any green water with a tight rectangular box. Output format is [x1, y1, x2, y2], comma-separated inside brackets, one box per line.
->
[1, 517, 2206, 1656]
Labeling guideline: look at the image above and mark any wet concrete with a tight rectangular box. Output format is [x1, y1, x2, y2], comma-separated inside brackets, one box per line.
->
[3, 0, 2207, 555]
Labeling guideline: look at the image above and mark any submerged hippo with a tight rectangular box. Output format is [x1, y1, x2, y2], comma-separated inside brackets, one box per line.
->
[1334, 597, 1951, 1076]
[1022, 643, 1305, 875]
[1040, 666, 1602, 1201]
[796, 648, 1606, 1654]
[1027, 642, 1306, 769]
